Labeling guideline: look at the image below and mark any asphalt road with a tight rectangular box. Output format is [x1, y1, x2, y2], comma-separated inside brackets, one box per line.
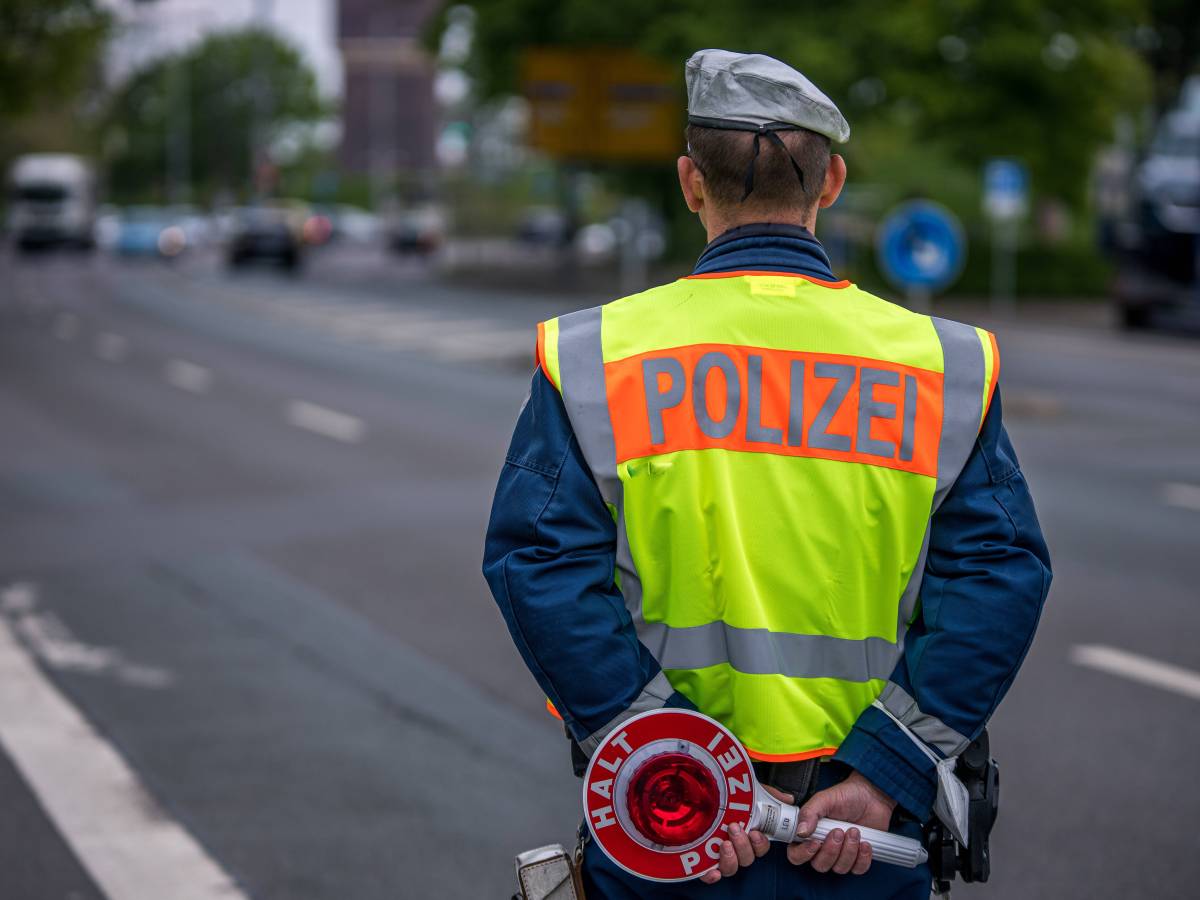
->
[1, 246, 1197, 900]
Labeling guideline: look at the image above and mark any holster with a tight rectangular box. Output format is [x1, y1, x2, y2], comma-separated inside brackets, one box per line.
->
[513, 844, 586, 900]
[927, 729, 1000, 893]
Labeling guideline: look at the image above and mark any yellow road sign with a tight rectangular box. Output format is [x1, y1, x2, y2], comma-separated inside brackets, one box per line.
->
[522, 48, 680, 162]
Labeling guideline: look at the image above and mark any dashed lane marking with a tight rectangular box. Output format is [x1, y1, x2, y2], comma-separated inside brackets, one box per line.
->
[286, 400, 366, 444]
[94, 332, 129, 362]
[1070, 644, 1200, 702]
[1163, 482, 1200, 512]
[164, 358, 214, 394]
[1, 582, 172, 688]
[52, 312, 79, 341]
[0, 582, 247, 900]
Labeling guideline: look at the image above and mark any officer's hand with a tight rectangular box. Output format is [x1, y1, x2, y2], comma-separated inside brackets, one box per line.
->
[786, 771, 896, 875]
[697, 805, 773, 885]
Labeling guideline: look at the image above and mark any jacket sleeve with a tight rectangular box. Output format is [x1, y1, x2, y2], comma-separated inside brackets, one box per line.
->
[834, 387, 1052, 820]
[482, 368, 695, 754]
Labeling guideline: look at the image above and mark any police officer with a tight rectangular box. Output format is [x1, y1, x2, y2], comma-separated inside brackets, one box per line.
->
[484, 49, 1051, 898]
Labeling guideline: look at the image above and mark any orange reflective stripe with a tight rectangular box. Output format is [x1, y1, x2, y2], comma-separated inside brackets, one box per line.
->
[546, 698, 563, 720]
[605, 343, 943, 478]
[682, 270, 852, 289]
[535, 320, 557, 389]
[745, 745, 838, 763]
[984, 331, 1000, 419]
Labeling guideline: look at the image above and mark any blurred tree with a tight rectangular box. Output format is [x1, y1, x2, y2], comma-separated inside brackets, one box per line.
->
[0, 0, 111, 121]
[452, 0, 1152, 209]
[102, 29, 327, 204]
[1142, 0, 1200, 109]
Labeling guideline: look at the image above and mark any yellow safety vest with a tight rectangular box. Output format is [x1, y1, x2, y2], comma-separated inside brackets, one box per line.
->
[538, 270, 998, 761]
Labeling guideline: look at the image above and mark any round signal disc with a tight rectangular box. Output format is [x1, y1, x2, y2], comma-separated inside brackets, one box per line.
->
[582, 709, 758, 882]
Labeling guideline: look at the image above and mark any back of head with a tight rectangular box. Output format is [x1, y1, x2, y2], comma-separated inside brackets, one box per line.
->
[685, 124, 831, 222]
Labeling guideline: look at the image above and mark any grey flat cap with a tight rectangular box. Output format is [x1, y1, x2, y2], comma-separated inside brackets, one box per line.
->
[686, 49, 850, 143]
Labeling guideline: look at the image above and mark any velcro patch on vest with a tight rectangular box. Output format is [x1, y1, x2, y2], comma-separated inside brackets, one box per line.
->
[606, 344, 943, 476]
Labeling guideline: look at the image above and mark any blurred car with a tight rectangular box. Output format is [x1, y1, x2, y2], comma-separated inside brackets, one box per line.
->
[115, 207, 184, 258]
[165, 205, 212, 250]
[386, 204, 445, 255]
[1105, 108, 1200, 329]
[517, 207, 571, 246]
[302, 204, 378, 247]
[333, 204, 380, 244]
[227, 205, 302, 270]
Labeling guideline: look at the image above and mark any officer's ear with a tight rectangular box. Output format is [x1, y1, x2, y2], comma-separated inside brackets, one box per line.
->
[817, 154, 847, 210]
[677, 155, 706, 214]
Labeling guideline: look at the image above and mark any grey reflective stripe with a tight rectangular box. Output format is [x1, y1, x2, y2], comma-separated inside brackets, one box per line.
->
[578, 671, 676, 757]
[930, 317, 985, 511]
[892, 320, 986, 646]
[638, 621, 902, 684]
[555, 307, 646, 625]
[877, 682, 971, 757]
[895, 521, 931, 641]
[557, 307, 619, 504]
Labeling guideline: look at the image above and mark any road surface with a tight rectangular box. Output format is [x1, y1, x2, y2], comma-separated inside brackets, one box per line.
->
[1, 247, 1197, 899]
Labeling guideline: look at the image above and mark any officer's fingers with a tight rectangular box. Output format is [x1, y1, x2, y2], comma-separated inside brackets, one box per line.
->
[831, 828, 860, 875]
[729, 824, 755, 868]
[699, 867, 722, 884]
[786, 838, 821, 867]
[796, 789, 832, 838]
[809, 828, 844, 873]
[718, 840, 739, 877]
[851, 841, 873, 875]
[749, 829, 770, 858]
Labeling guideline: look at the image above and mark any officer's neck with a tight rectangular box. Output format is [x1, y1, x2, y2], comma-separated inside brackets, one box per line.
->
[702, 207, 817, 243]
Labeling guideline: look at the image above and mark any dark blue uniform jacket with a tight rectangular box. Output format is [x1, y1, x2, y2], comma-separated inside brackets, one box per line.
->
[483, 224, 1052, 821]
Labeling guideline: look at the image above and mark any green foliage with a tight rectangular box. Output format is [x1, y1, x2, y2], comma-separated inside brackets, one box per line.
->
[458, 0, 1153, 208]
[102, 28, 327, 204]
[1143, 0, 1200, 108]
[0, 0, 111, 120]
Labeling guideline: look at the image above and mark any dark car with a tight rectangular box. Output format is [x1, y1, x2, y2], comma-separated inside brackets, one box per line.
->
[1104, 110, 1200, 329]
[227, 206, 301, 270]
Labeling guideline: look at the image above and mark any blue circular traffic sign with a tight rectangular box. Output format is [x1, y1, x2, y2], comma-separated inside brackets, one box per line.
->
[876, 200, 966, 294]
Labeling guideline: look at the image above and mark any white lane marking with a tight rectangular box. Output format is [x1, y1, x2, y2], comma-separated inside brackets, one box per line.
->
[1070, 644, 1200, 702]
[286, 400, 366, 444]
[0, 582, 37, 614]
[0, 585, 246, 900]
[94, 332, 129, 362]
[52, 312, 79, 341]
[165, 358, 214, 394]
[1163, 482, 1200, 512]
[1, 583, 172, 689]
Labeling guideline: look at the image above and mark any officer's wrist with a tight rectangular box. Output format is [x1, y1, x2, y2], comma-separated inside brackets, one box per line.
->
[847, 770, 897, 813]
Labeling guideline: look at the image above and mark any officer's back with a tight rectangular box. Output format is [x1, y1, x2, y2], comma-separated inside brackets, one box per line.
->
[485, 49, 1050, 899]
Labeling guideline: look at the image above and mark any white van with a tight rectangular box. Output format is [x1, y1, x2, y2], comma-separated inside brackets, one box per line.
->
[8, 154, 97, 250]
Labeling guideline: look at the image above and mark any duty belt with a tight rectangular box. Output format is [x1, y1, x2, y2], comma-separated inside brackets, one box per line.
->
[752, 757, 828, 805]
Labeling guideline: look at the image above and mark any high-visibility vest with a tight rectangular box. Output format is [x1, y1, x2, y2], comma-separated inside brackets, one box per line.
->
[536, 271, 998, 762]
